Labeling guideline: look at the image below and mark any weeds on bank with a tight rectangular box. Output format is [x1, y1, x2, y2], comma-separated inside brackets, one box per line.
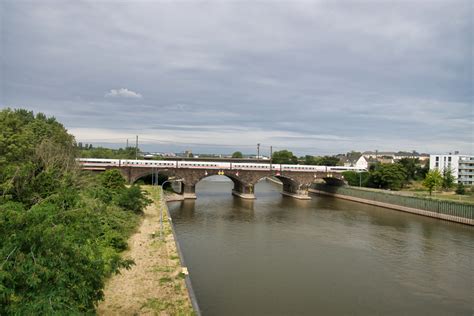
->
[159, 277, 173, 284]
[142, 298, 195, 316]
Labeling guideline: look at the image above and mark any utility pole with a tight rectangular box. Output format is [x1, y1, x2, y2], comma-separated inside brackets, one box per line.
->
[257, 143, 260, 160]
[270, 145, 273, 171]
[135, 135, 138, 160]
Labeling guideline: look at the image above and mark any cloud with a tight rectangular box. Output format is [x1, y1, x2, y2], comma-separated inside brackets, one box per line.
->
[105, 88, 142, 99]
[1, 0, 472, 155]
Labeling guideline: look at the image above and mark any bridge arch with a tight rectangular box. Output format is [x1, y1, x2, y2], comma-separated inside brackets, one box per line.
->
[181, 170, 256, 199]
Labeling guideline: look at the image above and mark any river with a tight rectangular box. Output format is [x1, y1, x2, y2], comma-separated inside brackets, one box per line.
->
[167, 178, 474, 315]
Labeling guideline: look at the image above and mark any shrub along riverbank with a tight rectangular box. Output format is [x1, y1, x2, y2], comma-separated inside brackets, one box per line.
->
[0, 109, 150, 314]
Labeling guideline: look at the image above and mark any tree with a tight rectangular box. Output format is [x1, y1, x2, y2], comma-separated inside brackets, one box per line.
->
[342, 171, 370, 187]
[232, 151, 243, 158]
[442, 168, 455, 190]
[415, 163, 429, 180]
[272, 150, 298, 164]
[0, 108, 76, 205]
[423, 169, 443, 196]
[99, 169, 126, 190]
[455, 182, 466, 195]
[78, 145, 139, 159]
[311, 156, 340, 166]
[398, 158, 419, 182]
[368, 163, 407, 190]
[303, 155, 317, 165]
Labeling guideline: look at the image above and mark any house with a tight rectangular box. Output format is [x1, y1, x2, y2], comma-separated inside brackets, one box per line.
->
[342, 155, 368, 170]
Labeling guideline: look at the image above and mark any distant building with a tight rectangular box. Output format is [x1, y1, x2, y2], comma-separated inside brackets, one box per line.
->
[342, 155, 368, 169]
[361, 151, 429, 164]
[417, 154, 430, 162]
[393, 151, 430, 162]
[162, 152, 176, 157]
[429, 154, 474, 185]
[362, 151, 395, 160]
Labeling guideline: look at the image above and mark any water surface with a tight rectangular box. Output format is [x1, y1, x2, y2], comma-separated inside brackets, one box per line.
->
[168, 179, 474, 315]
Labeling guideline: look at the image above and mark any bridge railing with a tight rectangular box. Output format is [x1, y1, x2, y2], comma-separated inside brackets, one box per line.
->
[312, 184, 474, 220]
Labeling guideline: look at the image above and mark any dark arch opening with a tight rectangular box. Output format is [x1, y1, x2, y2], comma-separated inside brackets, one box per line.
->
[132, 169, 180, 191]
[323, 177, 346, 186]
[274, 175, 300, 193]
[134, 173, 168, 185]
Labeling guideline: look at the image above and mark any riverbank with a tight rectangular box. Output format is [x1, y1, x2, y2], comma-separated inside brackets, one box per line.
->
[97, 186, 195, 315]
[309, 185, 473, 226]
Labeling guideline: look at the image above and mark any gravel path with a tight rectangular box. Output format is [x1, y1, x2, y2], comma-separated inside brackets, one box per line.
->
[97, 190, 193, 315]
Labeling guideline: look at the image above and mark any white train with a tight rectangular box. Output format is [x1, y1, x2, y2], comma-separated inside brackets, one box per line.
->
[77, 158, 366, 173]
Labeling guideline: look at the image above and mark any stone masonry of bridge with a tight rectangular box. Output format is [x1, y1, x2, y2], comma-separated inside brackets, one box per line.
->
[109, 166, 345, 200]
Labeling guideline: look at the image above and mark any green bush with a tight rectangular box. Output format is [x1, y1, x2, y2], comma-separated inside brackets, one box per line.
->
[455, 183, 466, 195]
[114, 185, 151, 214]
[99, 169, 126, 190]
[0, 108, 149, 314]
[342, 171, 369, 187]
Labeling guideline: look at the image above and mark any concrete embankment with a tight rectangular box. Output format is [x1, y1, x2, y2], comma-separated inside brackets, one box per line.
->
[309, 187, 474, 226]
[163, 191, 201, 315]
[97, 186, 197, 315]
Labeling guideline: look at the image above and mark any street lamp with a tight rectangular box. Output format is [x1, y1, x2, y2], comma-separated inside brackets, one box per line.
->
[358, 169, 367, 187]
[159, 178, 183, 240]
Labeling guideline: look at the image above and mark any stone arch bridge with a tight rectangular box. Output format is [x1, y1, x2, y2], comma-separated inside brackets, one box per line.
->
[106, 166, 345, 200]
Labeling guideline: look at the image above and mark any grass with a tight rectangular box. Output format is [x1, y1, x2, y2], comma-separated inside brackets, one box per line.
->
[413, 192, 474, 204]
[153, 265, 174, 273]
[159, 276, 173, 284]
[142, 298, 195, 316]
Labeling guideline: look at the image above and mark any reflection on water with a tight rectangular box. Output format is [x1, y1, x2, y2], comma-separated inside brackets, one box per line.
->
[168, 179, 474, 316]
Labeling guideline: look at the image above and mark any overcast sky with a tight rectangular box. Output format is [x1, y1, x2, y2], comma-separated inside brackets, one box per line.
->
[1, 0, 472, 155]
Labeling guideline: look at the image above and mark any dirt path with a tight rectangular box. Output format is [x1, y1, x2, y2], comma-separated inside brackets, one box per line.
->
[97, 188, 194, 315]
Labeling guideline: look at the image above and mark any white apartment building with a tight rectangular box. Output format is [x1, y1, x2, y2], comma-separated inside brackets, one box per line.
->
[429, 154, 474, 185]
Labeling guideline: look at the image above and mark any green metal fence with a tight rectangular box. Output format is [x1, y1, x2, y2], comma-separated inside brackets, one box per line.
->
[313, 184, 474, 220]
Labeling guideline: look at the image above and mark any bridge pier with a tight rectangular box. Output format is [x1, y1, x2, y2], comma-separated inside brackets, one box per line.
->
[280, 181, 311, 200]
[181, 183, 197, 199]
[281, 189, 311, 200]
[231, 183, 256, 200]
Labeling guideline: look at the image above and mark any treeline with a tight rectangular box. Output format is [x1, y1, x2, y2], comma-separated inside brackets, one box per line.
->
[0, 109, 150, 314]
[78, 143, 142, 159]
[271, 150, 340, 165]
[342, 158, 430, 190]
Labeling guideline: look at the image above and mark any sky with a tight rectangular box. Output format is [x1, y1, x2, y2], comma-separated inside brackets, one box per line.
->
[1, 0, 473, 156]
